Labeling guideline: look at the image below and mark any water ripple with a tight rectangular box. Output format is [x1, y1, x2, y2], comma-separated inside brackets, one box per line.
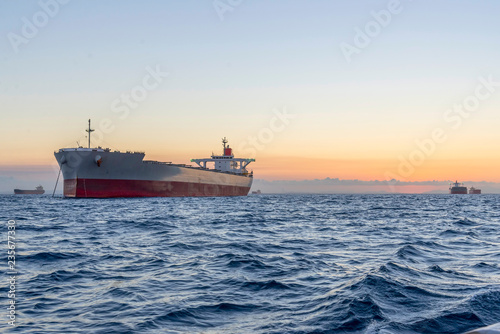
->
[2, 194, 500, 333]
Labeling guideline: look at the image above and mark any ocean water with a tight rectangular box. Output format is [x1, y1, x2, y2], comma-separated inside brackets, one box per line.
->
[1, 194, 500, 333]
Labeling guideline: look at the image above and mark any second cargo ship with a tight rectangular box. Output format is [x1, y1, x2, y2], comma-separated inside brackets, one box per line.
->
[14, 185, 45, 195]
[449, 181, 468, 194]
[54, 120, 255, 198]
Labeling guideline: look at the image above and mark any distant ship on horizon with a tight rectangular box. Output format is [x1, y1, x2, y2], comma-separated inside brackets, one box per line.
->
[469, 187, 481, 194]
[449, 181, 467, 194]
[449, 181, 482, 194]
[14, 185, 45, 195]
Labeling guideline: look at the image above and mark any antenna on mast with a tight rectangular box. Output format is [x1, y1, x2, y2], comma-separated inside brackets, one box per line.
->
[222, 137, 228, 149]
[86, 119, 94, 148]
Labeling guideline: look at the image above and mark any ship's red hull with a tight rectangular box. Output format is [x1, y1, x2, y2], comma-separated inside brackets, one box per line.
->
[64, 178, 250, 198]
[450, 189, 468, 194]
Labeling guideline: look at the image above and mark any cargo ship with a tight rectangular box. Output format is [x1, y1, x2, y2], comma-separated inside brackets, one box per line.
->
[469, 187, 481, 194]
[54, 120, 255, 198]
[449, 181, 468, 194]
[14, 185, 45, 195]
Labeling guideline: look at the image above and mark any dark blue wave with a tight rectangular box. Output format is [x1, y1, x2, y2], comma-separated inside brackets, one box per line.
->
[22, 251, 83, 262]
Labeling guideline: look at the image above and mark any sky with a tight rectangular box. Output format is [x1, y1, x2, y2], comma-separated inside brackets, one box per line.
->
[1, 0, 500, 193]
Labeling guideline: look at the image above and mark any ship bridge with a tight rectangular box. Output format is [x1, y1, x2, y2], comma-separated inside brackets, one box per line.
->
[191, 137, 255, 175]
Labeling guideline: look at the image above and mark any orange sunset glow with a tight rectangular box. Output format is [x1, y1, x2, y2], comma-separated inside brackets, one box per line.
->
[2, 1, 500, 194]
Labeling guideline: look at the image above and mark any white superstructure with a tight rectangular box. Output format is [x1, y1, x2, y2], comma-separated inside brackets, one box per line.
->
[191, 137, 255, 175]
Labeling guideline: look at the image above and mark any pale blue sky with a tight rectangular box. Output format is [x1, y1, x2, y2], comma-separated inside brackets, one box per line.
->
[0, 0, 500, 94]
[2, 1, 499, 95]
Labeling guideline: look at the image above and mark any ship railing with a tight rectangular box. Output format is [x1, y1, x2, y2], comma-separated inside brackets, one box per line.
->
[140, 161, 253, 177]
[56, 148, 144, 154]
[143, 160, 172, 165]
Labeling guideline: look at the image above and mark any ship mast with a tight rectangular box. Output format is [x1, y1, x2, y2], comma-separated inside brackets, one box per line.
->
[86, 119, 94, 148]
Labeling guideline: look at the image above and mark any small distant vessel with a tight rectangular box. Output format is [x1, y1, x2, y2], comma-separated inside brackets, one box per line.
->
[449, 181, 467, 194]
[469, 187, 481, 194]
[251, 190, 262, 195]
[14, 185, 45, 195]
